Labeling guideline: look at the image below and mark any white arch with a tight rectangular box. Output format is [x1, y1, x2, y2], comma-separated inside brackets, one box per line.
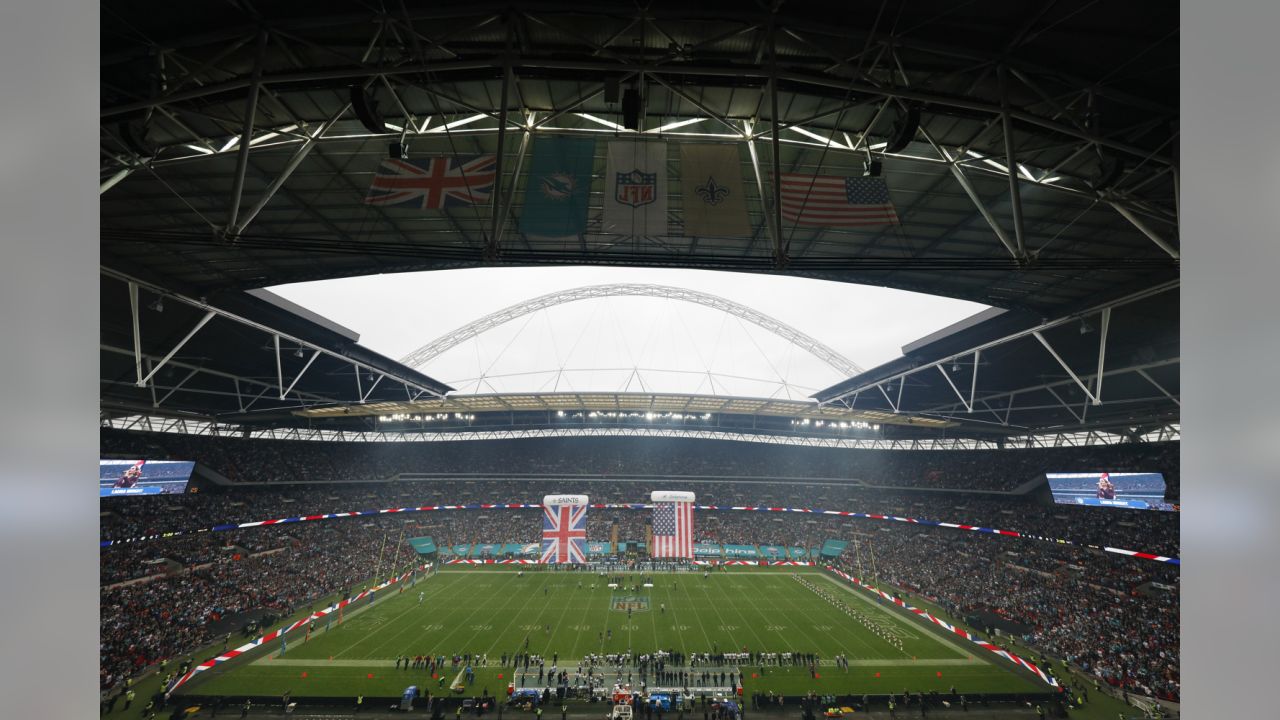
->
[398, 284, 865, 378]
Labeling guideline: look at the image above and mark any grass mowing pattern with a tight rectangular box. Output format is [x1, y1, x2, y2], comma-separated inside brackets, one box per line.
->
[186, 568, 1045, 699]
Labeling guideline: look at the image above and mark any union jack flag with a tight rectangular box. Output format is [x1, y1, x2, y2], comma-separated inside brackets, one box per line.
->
[364, 156, 497, 209]
[541, 504, 588, 564]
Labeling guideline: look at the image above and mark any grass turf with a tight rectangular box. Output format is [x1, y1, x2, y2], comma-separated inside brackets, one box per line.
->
[181, 567, 1048, 700]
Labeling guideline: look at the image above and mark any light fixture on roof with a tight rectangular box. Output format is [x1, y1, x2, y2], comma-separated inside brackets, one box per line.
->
[148, 297, 164, 313]
[1080, 319, 1095, 335]
[951, 362, 960, 373]
[294, 347, 305, 359]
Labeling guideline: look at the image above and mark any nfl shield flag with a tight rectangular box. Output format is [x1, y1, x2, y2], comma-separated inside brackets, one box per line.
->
[603, 141, 668, 236]
[364, 156, 497, 209]
[541, 494, 589, 563]
[650, 491, 695, 559]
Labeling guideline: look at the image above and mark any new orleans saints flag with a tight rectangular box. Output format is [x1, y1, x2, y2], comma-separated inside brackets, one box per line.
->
[679, 144, 751, 237]
[520, 135, 596, 237]
[603, 141, 668, 236]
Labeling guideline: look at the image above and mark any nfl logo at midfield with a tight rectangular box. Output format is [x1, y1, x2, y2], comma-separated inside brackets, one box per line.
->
[615, 169, 658, 207]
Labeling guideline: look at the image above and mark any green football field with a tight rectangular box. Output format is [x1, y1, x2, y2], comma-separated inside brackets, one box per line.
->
[180, 567, 1049, 700]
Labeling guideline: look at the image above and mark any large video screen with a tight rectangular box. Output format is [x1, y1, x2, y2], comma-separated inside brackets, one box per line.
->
[1046, 472, 1177, 511]
[100, 459, 195, 497]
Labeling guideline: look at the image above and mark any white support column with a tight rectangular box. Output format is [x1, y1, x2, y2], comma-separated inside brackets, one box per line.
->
[1137, 368, 1181, 407]
[969, 349, 980, 411]
[1044, 385, 1084, 423]
[1109, 200, 1180, 260]
[101, 168, 133, 195]
[1094, 307, 1111, 405]
[998, 65, 1026, 259]
[744, 121, 780, 256]
[226, 30, 270, 235]
[936, 364, 972, 413]
[876, 383, 898, 413]
[156, 367, 201, 408]
[129, 282, 143, 385]
[273, 334, 284, 396]
[280, 349, 322, 400]
[136, 310, 216, 387]
[926, 133, 1021, 260]
[1032, 330, 1098, 404]
[487, 23, 514, 258]
[230, 103, 350, 236]
[361, 374, 385, 403]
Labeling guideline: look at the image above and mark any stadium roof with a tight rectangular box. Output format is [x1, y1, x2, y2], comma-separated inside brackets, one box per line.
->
[99, 0, 1179, 442]
[101, 0, 1177, 315]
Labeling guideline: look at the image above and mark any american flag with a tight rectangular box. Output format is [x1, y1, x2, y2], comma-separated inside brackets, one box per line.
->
[777, 174, 899, 227]
[651, 500, 694, 559]
[540, 504, 587, 563]
[365, 156, 497, 209]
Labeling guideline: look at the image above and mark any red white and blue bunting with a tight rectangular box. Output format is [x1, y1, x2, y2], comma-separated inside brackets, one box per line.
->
[101, 502, 1178, 566]
[164, 562, 431, 697]
[824, 566, 1060, 689]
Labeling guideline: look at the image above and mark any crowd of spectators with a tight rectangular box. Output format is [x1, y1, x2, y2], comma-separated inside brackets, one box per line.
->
[101, 476, 1179, 557]
[100, 518, 419, 692]
[101, 429, 1179, 495]
[101, 508, 1179, 697]
[829, 527, 1179, 702]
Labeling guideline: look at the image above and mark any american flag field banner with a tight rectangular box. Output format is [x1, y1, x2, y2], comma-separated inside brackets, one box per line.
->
[364, 156, 497, 209]
[651, 491, 695, 559]
[541, 494, 588, 563]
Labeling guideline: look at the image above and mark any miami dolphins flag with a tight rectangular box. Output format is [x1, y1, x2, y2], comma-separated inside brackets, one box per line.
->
[603, 141, 668, 236]
[680, 144, 751, 237]
[519, 136, 596, 237]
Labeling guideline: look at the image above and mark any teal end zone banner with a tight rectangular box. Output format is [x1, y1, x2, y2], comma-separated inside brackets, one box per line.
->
[519, 543, 540, 556]
[694, 543, 722, 557]
[723, 544, 759, 558]
[758, 545, 787, 559]
[408, 536, 437, 555]
[586, 541, 613, 555]
[471, 543, 504, 557]
[453, 544, 471, 556]
[821, 539, 850, 558]
[788, 546, 809, 558]
[502, 543, 527, 555]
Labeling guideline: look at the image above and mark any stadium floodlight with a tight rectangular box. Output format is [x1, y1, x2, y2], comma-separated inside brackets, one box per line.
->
[148, 297, 164, 312]
[294, 347, 304, 358]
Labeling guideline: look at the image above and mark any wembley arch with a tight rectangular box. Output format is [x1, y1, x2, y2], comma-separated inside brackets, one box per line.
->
[398, 284, 865, 378]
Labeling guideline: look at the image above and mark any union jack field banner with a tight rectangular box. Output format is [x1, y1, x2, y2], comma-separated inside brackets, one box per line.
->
[541, 494, 589, 563]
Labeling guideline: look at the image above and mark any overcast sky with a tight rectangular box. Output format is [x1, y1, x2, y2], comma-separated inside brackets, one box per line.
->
[268, 267, 989, 398]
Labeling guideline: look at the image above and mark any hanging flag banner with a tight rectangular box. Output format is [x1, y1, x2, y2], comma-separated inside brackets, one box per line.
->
[541, 494, 589, 563]
[520, 136, 596, 237]
[777, 174, 900, 227]
[603, 141, 668, 236]
[680, 144, 751, 237]
[650, 490, 695, 559]
[364, 156, 497, 209]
